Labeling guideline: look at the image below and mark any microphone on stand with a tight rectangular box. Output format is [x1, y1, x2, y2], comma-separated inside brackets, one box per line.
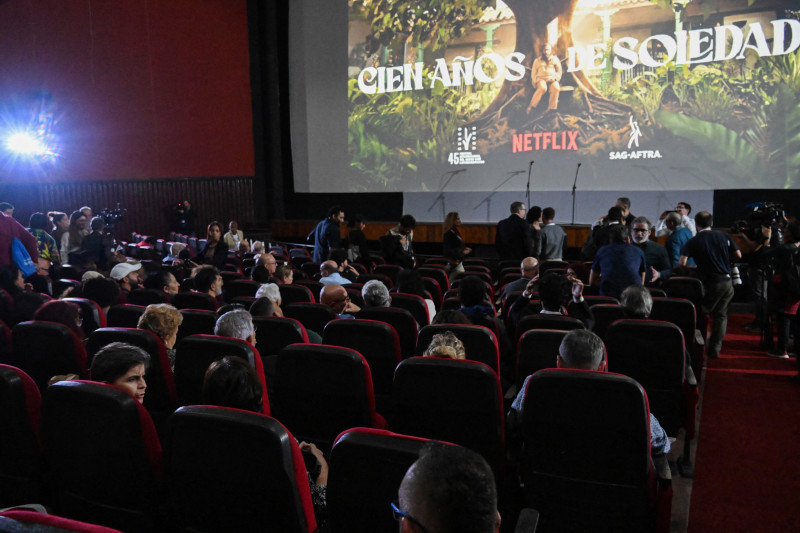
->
[526, 161, 534, 208]
[571, 162, 582, 225]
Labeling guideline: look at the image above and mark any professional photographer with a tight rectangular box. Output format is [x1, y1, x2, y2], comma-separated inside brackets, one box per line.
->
[759, 220, 800, 359]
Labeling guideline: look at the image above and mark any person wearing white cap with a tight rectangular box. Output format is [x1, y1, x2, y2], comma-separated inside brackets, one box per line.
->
[110, 262, 142, 296]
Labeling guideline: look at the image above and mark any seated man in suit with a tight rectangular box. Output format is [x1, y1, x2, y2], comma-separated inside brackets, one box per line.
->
[396, 442, 501, 533]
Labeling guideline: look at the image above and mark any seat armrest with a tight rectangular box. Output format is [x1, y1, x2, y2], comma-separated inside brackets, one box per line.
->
[514, 508, 540, 533]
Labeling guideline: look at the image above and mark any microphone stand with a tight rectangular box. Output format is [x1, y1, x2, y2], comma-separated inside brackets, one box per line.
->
[474, 170, 526, 219]
[571, 163, 581, 225]
[428, 169, 465, 221]
[526, 161, 533, 208]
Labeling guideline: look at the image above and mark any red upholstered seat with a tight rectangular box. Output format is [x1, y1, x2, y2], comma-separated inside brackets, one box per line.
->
[252, 316, 309, 357]
[0, 510, 123, 532]
[416, 323, 501, 377]
[11, 322, 89, 392]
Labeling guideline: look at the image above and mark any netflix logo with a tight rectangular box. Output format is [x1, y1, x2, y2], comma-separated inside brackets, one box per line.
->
[512, 131, 579, 152]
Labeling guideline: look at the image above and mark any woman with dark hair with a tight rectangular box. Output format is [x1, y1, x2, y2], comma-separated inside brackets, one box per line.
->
[566, 262, 591, 285]
[190, 221, 229, 270]
[202, 357, 329, 523]
[344, 214, 370, 265]
[60, 210, 88, 264]
[90, 342, 150, 403]
[527, 206, 543, 256]
[442, 212, 471, 273]
[396, 268, 436, 320]
[33, 300, 85, 341]
[29, 212, 60, 267]
[49, 211, 69, 251]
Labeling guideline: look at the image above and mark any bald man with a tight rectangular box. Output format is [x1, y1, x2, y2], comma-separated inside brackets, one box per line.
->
[500, 257, 539, 299]
[320, 283, 360, 318]
[319, 260, 350, 286]
[396, 442, 501, 533]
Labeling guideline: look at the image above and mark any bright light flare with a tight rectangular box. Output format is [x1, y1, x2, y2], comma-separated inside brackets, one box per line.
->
[5, 132, 49, 156]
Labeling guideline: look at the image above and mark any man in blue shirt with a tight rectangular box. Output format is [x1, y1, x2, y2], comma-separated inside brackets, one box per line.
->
[589, 225, 646, 299]
[664, 212, 694, 266]
[319, 261, 351, 285]
[310, 206, 344, 263]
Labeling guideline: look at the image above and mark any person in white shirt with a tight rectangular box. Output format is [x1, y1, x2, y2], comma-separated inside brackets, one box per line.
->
[655, 201, 696, 237]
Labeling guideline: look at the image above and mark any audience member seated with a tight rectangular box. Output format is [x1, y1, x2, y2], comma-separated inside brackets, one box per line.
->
[32, 300, 86, 343]
[80, 276, 121, 315]
[215, 308, 257, 348]
[193, 265, 225, 308]
[249, 297, 275, 317]
[110, 262, 142, 301]
[274, 264, 294, 284]
[328, 248, 359, 281]
[190, 221, 229, 270]
[320, 284, 361, 318]
[509, 329, 670, 457]
[423, 331, 466, 360]
[457, 275, 511, 372]
[500, 257, 539, 299]
[89, 341, 150, 404]
[396, 442, 501, 533]
[251, 240, 265, 254]
[255, 283, 283, 317]
[362, 279, 391, 307]
[431, 309, 471, 325]
[223, 220, 249, 252]
[142, 270, 180, 299]
[254, 252, 278, 277]
[396, 269, 435, 320]
[319, 260, 351, 286]
[381, 214, 416, 268]
[163, 242, 188, 266]
[49, 211, 69, 252]
[566, 261, 591, 285]
[137, 303, 183, 372]
[0, 264, 48, 326]
[509, 270, 593, 329]
[202, 356, 328, 524]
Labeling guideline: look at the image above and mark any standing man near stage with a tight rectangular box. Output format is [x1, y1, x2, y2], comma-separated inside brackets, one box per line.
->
[679, 211, 741, 359]
[495, 202, 533, 261]
[310, 206, 345, 263]
[526, 43, 562, 113]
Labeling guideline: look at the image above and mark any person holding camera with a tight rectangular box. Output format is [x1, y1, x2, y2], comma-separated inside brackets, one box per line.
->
[760, 221, 800, 359]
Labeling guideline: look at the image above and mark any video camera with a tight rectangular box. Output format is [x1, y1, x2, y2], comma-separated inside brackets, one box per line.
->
[731, 202, 785, 247]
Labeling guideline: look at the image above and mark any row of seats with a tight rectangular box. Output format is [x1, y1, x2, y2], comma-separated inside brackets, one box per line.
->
[0, 363, 671, 532]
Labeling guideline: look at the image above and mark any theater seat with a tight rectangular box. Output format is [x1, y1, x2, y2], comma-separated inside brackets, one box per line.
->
[106, 304, 147, 328]
[11, 322, 89, 392]
[62, 298, 106, 335]
[283, 303, 337, 336]
[515, 329, 567, 392]
[416, 323, 500, 376]
[0, 365, 42, 508]
[41, 381, 162, 532]
[177, 309, 218, 340]
[0, 510, 123, 532]
[355, 307, 418, 359]
[163, 406, 316, 533]
[172, 292, 217, 311]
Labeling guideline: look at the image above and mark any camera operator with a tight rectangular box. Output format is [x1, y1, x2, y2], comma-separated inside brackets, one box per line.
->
[759, 221, 800, 360]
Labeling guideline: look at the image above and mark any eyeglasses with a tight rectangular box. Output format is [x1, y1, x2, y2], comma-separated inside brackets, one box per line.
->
[391, 502, 431, 533]
[333, 296, 351, 304]
[632, 228, 650, 233]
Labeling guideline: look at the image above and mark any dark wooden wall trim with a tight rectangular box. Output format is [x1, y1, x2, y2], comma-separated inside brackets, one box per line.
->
[0, 177, 255, 239]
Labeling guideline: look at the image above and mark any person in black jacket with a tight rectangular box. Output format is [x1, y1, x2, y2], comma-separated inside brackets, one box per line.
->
[191, 221, 229, 271]
[443, 212, 471, 272]
[495, 202, 532, 261]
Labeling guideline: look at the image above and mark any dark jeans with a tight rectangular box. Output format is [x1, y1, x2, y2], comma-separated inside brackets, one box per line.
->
[776, 311, 799, 354]
[703, 279, 734, 357]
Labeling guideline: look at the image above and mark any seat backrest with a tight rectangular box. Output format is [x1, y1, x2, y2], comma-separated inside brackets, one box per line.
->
[441, 297, 461, 311]
[41, 381, 162, 532]
[223, 280, 262, 301]
[584, 295, 619, 307]
[356, 273, 393, 289]
[390, 357, 504, 476]
[0, 365, 42, 508]
[177, 309, 218, 340]
[663, 277, 705, 313]
[590, 303, 627, 339]
[355, 307, 418, 359]
[273, 344, 382, 450]
[283, 303, 337, 336]
[374, 264, 403, 285]
[605, 319, 685, 435]
[344, 288, 365, 308]
[0, 319, 10, 363]
[650, 297, 696, 352]
[417, 268, 448, 294]
[164, 406, 316, 533]
[516, 329, 567, 392]
[279, 284, 315, 306]
[86, 328, 177, 413]
[390, 292, 430, 326]
[106, 304, 147, 328]
[416, 324, 500, 376]
[516, 314, 585, 340]
[63, 297, 106, 334]
[173, 335, 269, 414]
[172, 291, 217, 311]
[252, 316, 309, 357]
[420, 277, 442, 311]
[126, 289, 167, 307]
[11, 322, 89, 391]
[0, 510, 124, 532]
[323, 319, 402, 410]
[520, 369, 655, 531]
[328, 428, 442, 533]
[293, 280, 324, 300]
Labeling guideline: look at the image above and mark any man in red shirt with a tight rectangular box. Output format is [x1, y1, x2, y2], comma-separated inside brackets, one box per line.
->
[0, 211, 39, 267]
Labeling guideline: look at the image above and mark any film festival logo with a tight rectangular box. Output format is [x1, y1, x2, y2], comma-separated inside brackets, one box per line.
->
[448, 126, 485, 165]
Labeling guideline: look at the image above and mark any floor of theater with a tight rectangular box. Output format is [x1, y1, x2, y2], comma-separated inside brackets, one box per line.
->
[668, 305, 800, 532]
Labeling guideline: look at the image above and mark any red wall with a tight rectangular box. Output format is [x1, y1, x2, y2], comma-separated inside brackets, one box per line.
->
[0, 0, 254, 183]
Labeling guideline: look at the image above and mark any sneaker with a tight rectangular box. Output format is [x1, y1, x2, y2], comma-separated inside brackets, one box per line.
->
[767, 351, 790, 359]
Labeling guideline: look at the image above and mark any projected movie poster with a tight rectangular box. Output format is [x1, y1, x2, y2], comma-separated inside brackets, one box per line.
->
[345, 0, 800, 193]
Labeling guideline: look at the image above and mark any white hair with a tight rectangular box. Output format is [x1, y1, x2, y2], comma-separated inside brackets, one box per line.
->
[255, 283, 281, 304]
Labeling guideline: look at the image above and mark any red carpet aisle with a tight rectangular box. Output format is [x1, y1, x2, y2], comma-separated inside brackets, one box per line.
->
[689, 314, 800, 532]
